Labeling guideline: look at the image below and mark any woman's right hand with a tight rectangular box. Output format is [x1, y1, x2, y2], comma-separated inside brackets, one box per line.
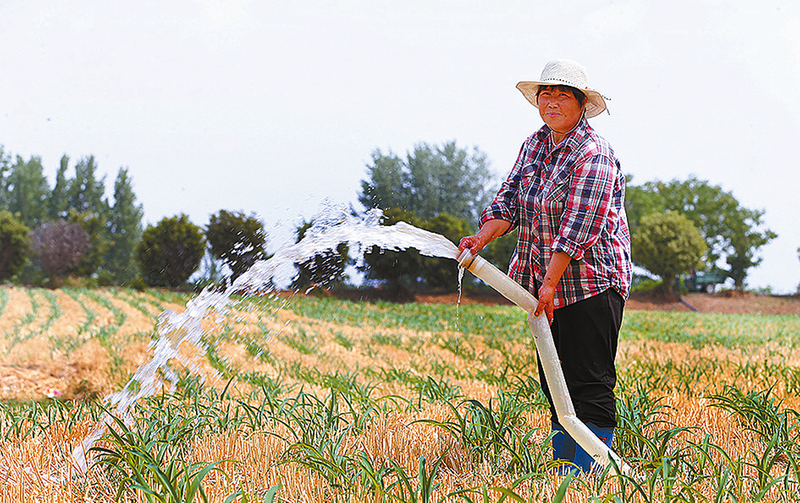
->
[458, 219, 512, 255]
[458, 234, 486, 255]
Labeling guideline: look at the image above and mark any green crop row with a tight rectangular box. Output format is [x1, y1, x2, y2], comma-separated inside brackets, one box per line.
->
[1, 290, 800, 501]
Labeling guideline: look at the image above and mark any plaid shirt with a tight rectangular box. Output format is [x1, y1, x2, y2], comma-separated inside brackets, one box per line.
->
[481, 118, 632, 308]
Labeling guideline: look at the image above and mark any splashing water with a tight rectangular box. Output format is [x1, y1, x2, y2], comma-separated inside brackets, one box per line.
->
[71, 205, 462, 473]
[456, 265, 466, 331]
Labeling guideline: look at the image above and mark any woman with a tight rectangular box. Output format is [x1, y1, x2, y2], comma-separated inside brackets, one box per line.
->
[458, 59, 632, 473]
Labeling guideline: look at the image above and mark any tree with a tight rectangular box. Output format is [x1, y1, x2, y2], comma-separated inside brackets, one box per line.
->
[292, 220, 349, 291]
[360, 208, 424, 298]
[60, 155, 114, 280]
[626, 176, 775, 290]
[0, 211, 30, 281]
[418, 212, 470, 289]
[29, 220, 91, 280]
[105, 167, 144, 284]
[359, 141, 495, 227]
[137, 214, 206, 288]
[5, 155, 50, 227]
[49, 155, 71, 220]
[632, 212, 707, 296]
[480, 229, 519, 274]
[68, 155, 107, 215]
[0, 146, 11, 209]
[359, 209, 470, 294]
[67, 210, 111, 278]
[205, 210, 268, 282]
[724, 206, 777, 290]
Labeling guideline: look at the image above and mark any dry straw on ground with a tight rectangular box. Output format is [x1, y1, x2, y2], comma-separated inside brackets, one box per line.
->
[1, 285, 800, 502]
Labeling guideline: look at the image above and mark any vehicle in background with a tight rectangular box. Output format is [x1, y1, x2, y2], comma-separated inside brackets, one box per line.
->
[682, 269, 728, 294]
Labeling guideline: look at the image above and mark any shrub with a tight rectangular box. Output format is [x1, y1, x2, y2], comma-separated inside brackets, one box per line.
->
[205, 210, 267, 281]
[0, 211, 30, 281]
[30, 219, 91, 278]
[137, 214, 206, 288]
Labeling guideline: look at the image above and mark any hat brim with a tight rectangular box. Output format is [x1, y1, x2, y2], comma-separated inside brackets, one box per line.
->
[516, 81, 608, 118]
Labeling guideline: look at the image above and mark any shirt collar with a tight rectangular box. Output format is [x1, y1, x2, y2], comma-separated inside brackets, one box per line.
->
[536, 116, 590, 147]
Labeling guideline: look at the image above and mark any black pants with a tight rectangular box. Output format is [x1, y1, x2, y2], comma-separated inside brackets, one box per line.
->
[537, 289, 624, 428]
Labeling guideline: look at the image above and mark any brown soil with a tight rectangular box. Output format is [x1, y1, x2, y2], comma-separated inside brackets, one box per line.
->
[410, 290, 800, 316]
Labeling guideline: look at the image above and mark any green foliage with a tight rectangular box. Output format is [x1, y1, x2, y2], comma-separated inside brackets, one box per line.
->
[90, 406, 233, 502]
[707, 385, 799, 449]
[361, 208, 423, 295]
[6, 290, 800, 500]
[0, 210, 30, 281]
[67, 210, 112, 278]
[0, 149, 144, 286]
[49, 156, 116, 280]
[0, 146, 11, 209]
[358, 139, 502, 292]
[5, 155, 50, 227]
[137, 214, 206, 288]
[291, 220, 350, 292]
[49, 155, 71, 220]
[68, 155, 108, 215]
[626, 176, 776, 290]
[205, 210, 267, 281]
[105, 168, 145, 284]
[480, 228, 519, 273]
[724, 206, 777, 291]
[418, 392, 542, 474]
[360, 209, 470, 293]
[418, 212, 469, 289]
[632, 212, 706, 295]
[359, 140, 495, 227]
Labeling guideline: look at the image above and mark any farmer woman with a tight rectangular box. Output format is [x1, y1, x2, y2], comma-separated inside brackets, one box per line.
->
[458, 59, 632, 473]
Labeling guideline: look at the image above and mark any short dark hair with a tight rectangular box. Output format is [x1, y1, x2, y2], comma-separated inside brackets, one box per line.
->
[536, 85, 586, 107]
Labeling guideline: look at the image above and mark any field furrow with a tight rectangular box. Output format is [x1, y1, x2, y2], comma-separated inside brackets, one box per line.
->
[0, 288, 799, 502]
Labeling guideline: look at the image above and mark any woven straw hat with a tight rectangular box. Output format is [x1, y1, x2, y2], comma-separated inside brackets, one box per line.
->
[516, 59, 608, 118]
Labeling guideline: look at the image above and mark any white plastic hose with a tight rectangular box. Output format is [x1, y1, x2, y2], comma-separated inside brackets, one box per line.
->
[457, 249, 630, 474]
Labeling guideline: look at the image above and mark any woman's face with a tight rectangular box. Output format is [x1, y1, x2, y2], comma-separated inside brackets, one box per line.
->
[537, 86, 585, 133]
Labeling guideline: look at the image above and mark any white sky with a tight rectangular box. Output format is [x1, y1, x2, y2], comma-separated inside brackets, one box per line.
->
[2, 0, 799, 293]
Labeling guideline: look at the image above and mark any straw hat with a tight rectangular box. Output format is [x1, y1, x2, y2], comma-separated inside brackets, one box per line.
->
[516, 59, 609, 118]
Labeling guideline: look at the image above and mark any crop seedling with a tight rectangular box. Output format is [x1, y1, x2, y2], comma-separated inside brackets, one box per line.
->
[3, 288, 800, 501]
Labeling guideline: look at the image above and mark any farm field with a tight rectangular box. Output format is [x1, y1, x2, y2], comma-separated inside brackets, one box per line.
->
[2, 285, 800, 501]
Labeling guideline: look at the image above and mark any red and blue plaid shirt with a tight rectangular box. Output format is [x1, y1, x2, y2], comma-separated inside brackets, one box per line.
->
[481, 118, 632, 308]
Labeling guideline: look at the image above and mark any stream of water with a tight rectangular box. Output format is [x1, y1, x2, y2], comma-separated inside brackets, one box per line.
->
[71, 205, 463, 473]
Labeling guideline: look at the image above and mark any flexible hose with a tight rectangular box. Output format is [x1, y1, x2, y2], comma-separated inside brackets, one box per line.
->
[456, 249, 631, 474]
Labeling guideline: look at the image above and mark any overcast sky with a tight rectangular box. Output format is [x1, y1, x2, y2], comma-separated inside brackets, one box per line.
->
[2, 0, 799, 293]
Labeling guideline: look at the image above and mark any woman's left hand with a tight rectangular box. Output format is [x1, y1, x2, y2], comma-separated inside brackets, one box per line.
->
[534, 251, 571, 325]
[534, 283, 556, 324]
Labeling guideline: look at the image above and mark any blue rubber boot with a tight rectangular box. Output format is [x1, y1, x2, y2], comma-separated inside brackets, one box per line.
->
[551, 422, 577, 474]
[572, 423, 614, 475]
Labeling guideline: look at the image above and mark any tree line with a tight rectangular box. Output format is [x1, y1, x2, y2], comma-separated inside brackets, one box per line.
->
[0, 141, 781, 294]
[0, 147, 143, 286]
[355, 141, 778, 296]
[0, 145, 269, 289]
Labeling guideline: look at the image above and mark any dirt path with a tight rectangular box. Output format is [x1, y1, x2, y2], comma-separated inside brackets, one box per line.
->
[627, 292, 800, 315]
